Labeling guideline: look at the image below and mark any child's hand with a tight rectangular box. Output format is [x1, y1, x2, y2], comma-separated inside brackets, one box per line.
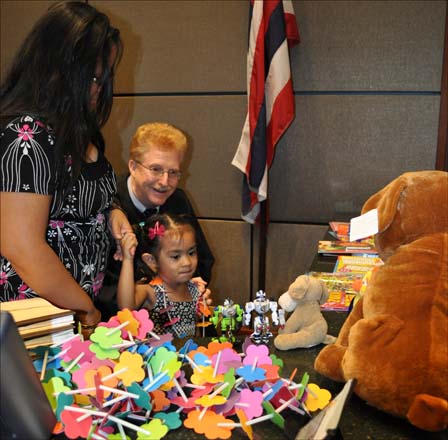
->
[120, 231, 138, 261]
[192, 277, 213, 305]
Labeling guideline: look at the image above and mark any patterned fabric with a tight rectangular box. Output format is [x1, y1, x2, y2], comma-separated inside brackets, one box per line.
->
[0, 114, 116, 301]
[150, 280, 200, 337]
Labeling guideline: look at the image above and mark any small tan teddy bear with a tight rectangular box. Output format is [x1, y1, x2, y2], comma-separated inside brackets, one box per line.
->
[274, 275, 336, 350]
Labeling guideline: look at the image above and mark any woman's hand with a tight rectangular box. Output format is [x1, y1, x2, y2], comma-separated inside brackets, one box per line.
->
[108, 208, 134, 261]
[76, 307, 102, 340]
[1, 192, 103, 319]
[192, 277, 212, 305]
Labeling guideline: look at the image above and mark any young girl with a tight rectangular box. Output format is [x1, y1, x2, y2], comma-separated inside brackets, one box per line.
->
[117, 213, 205, 337]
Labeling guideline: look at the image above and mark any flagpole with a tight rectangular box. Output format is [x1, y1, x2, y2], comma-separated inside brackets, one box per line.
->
[258, 199, 268, 291]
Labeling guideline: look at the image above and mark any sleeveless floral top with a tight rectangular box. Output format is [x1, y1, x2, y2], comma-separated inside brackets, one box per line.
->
[0, 115, 116, 301]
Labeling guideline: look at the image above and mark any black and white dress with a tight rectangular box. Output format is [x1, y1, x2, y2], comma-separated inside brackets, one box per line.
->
[150, 280, 200, 338]
[0, 114, 116, 302]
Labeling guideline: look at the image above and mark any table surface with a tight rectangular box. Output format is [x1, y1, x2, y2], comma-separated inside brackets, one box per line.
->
[52, 315, 446, 440]
[127, 252, 447, 439]
[172, 315, 446, 440]
[179, 238, 447, 439]
[55, 244, 447, 439]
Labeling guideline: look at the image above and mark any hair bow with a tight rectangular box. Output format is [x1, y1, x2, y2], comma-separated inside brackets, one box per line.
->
[148, 221, 165, 240]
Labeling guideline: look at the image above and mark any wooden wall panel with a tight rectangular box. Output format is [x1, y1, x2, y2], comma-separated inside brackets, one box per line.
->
[91, 0, 248, 93]
[198, 220, 251, 307]
[264, 224, 329, 297]
[0, 1, 54, 81]
[292, 0, 446, 91]
[103, 95, 246, 219]
[269, 94, 440, 222]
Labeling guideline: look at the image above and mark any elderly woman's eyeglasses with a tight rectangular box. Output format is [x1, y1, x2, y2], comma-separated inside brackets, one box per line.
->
[134, 160, 182, 181]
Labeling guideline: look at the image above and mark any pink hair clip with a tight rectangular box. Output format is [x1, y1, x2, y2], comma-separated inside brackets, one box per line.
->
[148, 221, 165, 240]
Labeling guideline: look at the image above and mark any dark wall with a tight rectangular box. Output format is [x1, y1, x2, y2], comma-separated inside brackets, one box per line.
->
[1, 0, 445, 304]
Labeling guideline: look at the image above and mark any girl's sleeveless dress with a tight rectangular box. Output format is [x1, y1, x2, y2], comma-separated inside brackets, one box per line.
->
[149, 280, 200, 338]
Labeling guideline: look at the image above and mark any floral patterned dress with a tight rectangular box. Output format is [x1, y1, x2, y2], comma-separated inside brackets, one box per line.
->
[0, 114, 116, 302]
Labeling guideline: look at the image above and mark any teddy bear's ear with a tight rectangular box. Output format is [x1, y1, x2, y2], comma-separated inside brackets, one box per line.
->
[288, 275, 309, 301]
[362, 176, 407, 233]
[318, 281, 330, 305]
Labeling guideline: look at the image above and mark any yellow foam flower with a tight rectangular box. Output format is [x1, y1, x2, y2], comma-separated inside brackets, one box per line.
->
[304, 383, 331, 412]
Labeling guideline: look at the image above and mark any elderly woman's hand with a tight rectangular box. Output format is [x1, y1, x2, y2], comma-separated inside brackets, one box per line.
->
[108, 208, 134, 261]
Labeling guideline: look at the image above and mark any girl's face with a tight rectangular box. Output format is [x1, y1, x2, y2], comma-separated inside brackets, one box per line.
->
[156, 226, 198, 287]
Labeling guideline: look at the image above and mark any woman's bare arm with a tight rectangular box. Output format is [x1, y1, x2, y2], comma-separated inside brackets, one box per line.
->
[1, 191, 100, 326]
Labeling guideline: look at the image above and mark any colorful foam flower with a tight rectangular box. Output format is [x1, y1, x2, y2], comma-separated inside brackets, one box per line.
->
[114, 351, 145, 386]
[304, 383, 332, 412]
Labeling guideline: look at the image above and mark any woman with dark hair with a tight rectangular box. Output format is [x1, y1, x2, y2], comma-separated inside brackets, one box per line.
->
[0, 1, 132, 332]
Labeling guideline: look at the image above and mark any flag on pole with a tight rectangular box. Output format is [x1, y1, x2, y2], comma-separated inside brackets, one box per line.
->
[232, 0, 300, 223]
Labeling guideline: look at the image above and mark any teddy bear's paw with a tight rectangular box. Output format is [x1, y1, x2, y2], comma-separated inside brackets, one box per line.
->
[314, 344, 346, 382]
[349, 314, 403, 347]
[407, 394, 448, 432]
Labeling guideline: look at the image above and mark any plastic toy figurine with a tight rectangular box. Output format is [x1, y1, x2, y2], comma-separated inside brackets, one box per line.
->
[244, 290, 285, 344]
[210, 298, 244, 343]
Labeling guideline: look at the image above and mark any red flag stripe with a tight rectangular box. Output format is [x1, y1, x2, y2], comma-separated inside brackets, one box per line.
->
[248, 3, 268, 143]
[283, 1, 301, 44]
[266, 78, 295, 165]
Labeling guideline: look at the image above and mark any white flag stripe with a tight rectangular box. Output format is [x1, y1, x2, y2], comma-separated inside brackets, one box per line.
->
[247, 2, 264, 97]
[265, 39, 291, 127]
[283, 0, 295, 15]
[232, 114, 251, 172]
[258, 166, 268, 200]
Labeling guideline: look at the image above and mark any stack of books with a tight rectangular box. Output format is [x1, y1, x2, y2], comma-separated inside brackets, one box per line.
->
[328, 221, 350, 240]
[308, 271, 362, 311]
[310, 222, 384, 311]
[0, 297, 75, 349]
[317, 240, 377, 256]
[323, 220, 377, 256]
[333, 255, 383, 273]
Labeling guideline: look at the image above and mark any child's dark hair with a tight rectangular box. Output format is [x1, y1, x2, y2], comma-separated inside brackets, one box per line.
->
[133, 213, 197, 281]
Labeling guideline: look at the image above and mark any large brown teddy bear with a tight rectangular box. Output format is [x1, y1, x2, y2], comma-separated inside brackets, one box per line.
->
[314, 170, 448, 432]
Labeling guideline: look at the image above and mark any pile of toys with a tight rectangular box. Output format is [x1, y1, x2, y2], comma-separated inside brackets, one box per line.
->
[210, 290, 285, 344]
[33, 307, 331, 439]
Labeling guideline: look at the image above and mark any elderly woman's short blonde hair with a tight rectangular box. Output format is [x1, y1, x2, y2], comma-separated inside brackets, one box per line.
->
[129, 122, 188, 162]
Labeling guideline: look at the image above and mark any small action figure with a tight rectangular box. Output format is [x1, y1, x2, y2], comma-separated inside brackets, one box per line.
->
[244, 290, 285, 344]
[210, 298, 244, 343]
